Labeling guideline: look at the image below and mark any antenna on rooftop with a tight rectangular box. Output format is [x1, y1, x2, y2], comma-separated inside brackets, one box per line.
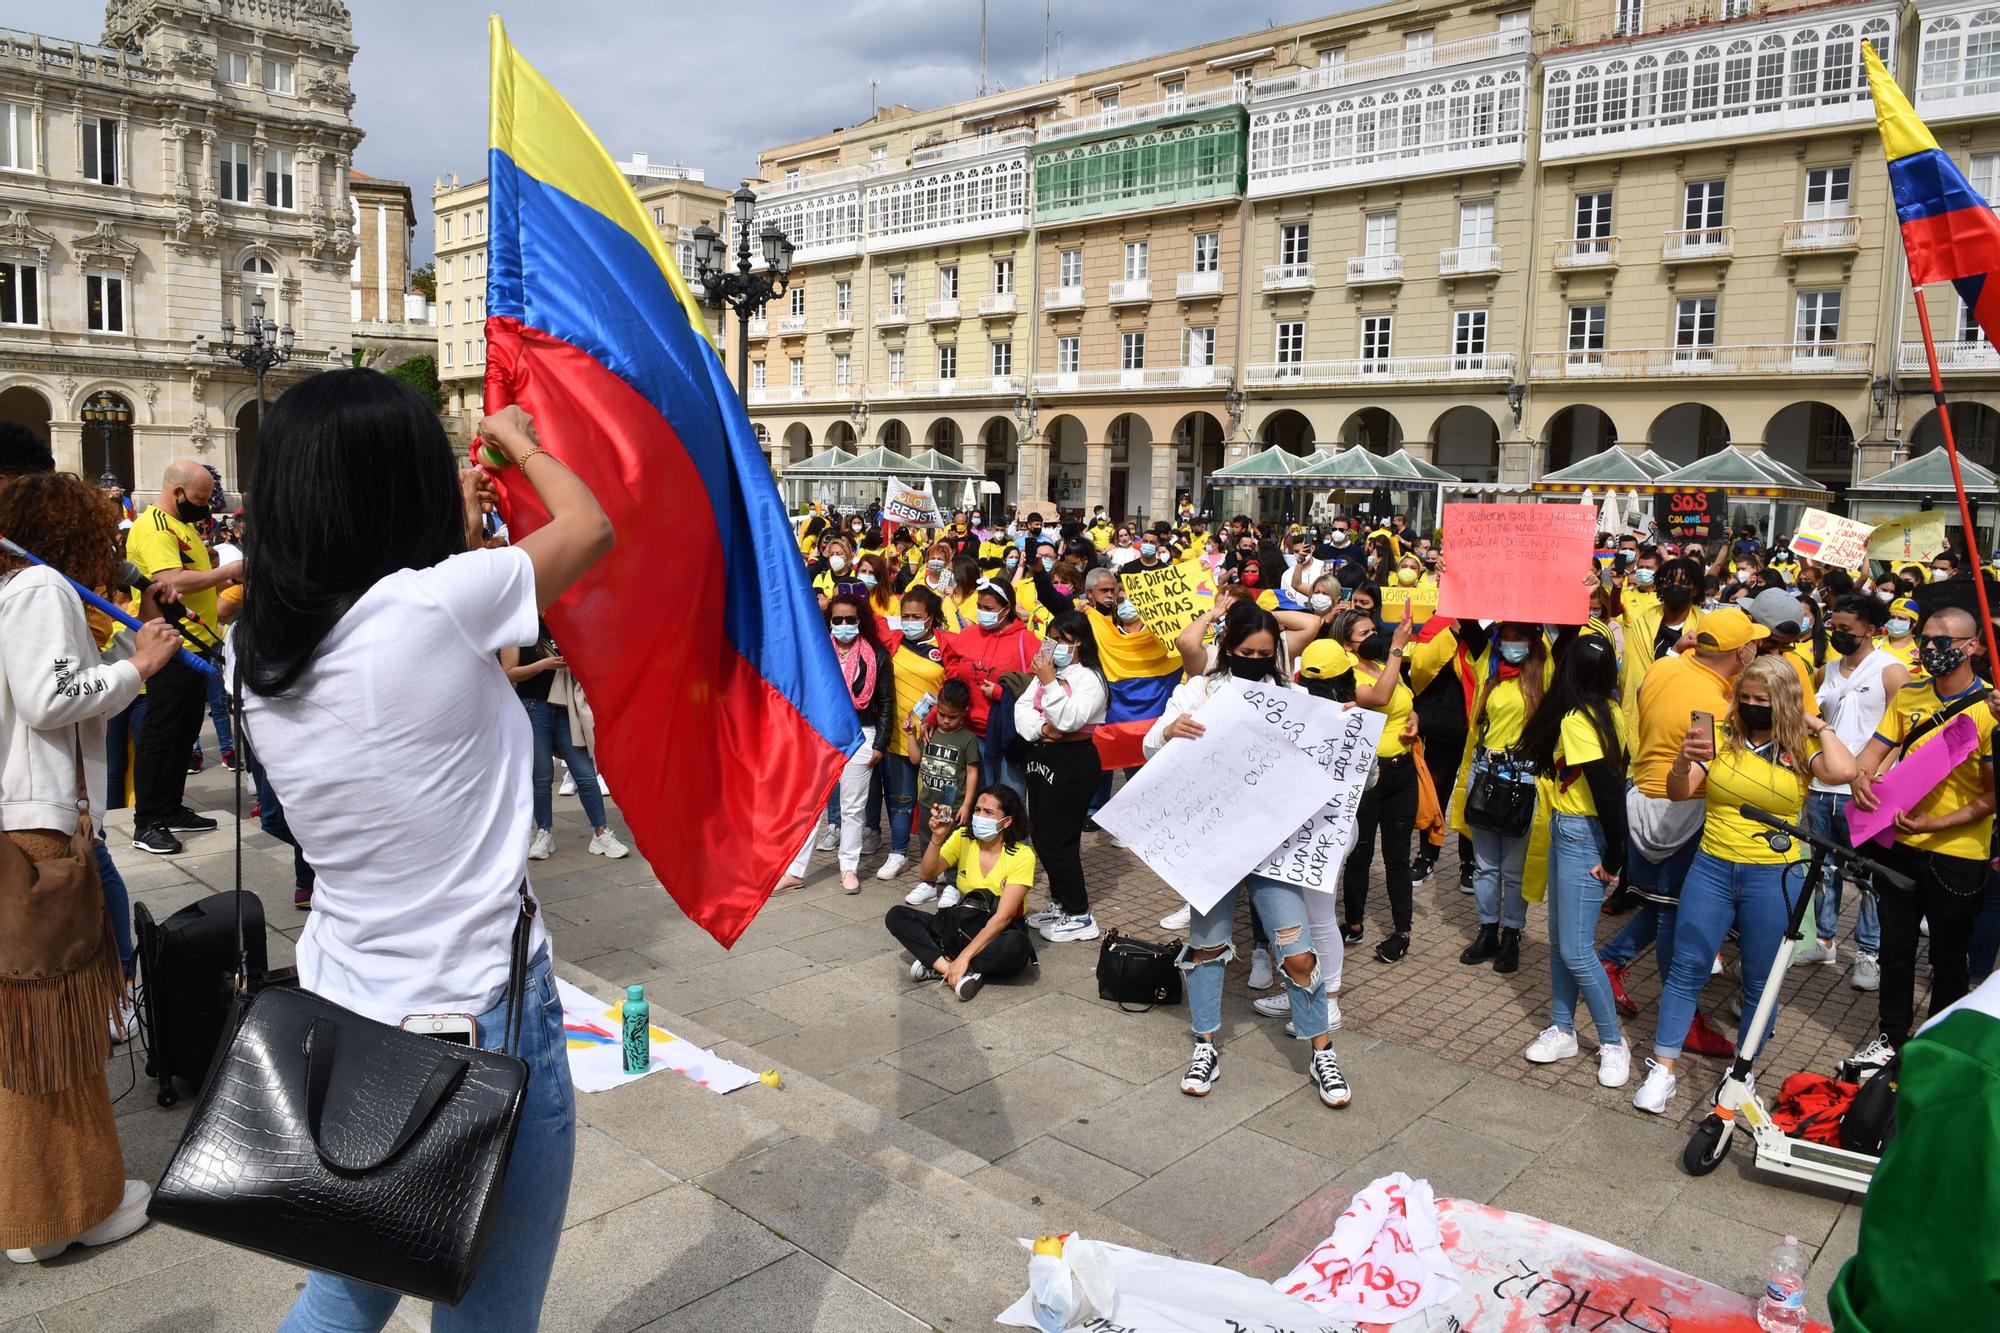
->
[979, 0, 988, 96]
[1043, 1, 1051, 82]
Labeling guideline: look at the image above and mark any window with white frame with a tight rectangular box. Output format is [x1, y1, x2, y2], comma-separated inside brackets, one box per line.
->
[463, 339, 472, 364]
[1057, 335, 1079, 373]
[1097, 90, 1121, 122]
[1615, 0, 1644, 36]
[1123, 241, 1148, 280]
[835, 352, 852, 386]
[1059, 248, 1082, 287]
[81, 117, 118, 186]
[888, 348, 905, 383]
[1157, 79, 1184, 114]
[1184, 326, 1216, 367]
[1194, 231, 1220, 272]
[441, 216, 451, 243]
[889, 272, 905, 308]
[835, 278, 852, 313]
[1683, 179, 1726, 231]
[1405, 30, 1435, 66]
[992, 340, 1012, 377]
[751, 361, 767, 390]
[1319, 45, 1346, 71]
[676, 240, 694, 275]
[1453, 308, 1488, 358]
[1275, 321, 1305, 371]
[441, 342, 452, 368]
[1361, 315, 1393, 365]
[938, 345, 957, 380]
[1675, 295, 1717, 355]
[790, 357, 805, 389]
[240, 256, 275, 324]
[1499, 9, 1531, 31]
[439, 257, 452, 282]
[1233, 66, 1253, 101]
[1364, 211, 1398, 256]
[1794, 289, 1842, 347]
[262, 58, 295, 94]
[1, 102, 33, 173]
[1567, 303, 1605, 356]
[1459, 200, 1496, 249]
[1971, 152, 2000, 203]
[218, 140, 252, 202]
[1574, 191, 1613, 239]
[1279, 221, 1310, 266]
[653, 206, 665, 226]
[1121, 331, 1145, 369]
[265, 148, 296, 209]
[871, 145, 887, 165]
[938, 264, 958, 299]
[1959, 293, 1983, 342]
[1803, 165, 1851, 218]
[993, 257, 1013, 295]
[789, 285, 805, 317]
[222, 50, 251, 85]
[478, 338, 486, 362]
[0, 259, 38, 327]
[442, 300, 455, 324]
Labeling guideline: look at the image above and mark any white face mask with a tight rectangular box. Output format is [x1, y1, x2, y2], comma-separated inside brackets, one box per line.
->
[1309, 593, 1334, 613]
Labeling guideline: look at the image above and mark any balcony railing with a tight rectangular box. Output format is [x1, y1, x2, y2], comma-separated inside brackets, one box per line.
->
[874, 304, 908, 326]
[1780, 216, 1862, 254]
[1900, 339, 2000, 372]
[978, 292, 1017, 316]
[925, 298, 961, 321]
[1552, 236, 1620, 269]
[1345, 254, 1404, 285]
[1530, 341, 1874, 379]
[1108, 278, 1153, 305]
[1438, 244, 1503, 276]
[869, 375, 1024, 399]
[1548, 0, 1767, 50]
[910, 126, 1034, 167]
[1250, 28, 1533, 100]
[1662, 227, 1735, 262]
[1177, 270, 1224, 298]
[746, 317, 769, 338]
[1036, 84, 1240, 141]
[1043, 284, 1086, 311]
[746, 385, 810, 405]
[776, 314, 808, 335]
[1262, 262, 1317, 291]
[1031, 366, 1235, 393]
[1245, 353, 1516, 387]
[824, 309, 855, 331]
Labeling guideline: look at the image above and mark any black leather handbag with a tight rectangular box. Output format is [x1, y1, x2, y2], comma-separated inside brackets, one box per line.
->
[1465, 746, 1537, 839]
[1096, 930, 1183, 1012]
[148, 668, 535, 1306]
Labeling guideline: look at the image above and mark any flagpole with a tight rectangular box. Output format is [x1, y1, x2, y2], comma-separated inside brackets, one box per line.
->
[1909, 285, 2000, 673]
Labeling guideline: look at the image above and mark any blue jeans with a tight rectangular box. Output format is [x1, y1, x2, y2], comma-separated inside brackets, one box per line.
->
[1599, 904, 1657, 968]
[106, 695, 145, 810]
[523, 700, 608, 831]
[203, 668, 233, 756]
[278, 947, 576, 1332]
[883, 754, 919, 856]
[1470, 826, 1529, 930]
[1547, 815, 1620, 1043]
[979, 727, 1022, 796]
[1654, 850, 1801, 1061]
[248, 749, 314, 890]
[94, 840, 134, 978]
[1179, 874, 1328, 1041]
[1803, 792, 1880, 954]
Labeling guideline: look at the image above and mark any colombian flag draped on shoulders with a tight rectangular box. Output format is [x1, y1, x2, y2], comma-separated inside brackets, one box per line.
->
[483, 18, 861, 946]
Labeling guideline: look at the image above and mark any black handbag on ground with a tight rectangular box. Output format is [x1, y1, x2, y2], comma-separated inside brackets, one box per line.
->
[147, 666, 536, 1306]
[1096, 930, 1183, 1012]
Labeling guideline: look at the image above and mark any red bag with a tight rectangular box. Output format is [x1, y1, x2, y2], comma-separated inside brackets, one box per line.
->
[1771, 1072, 1859, 1145]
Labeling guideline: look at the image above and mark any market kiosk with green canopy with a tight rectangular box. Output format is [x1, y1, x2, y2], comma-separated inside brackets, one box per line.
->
[1845, 450, 2000, 554]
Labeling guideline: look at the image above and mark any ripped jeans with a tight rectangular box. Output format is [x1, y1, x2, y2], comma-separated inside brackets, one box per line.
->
[1180, 873, 1329, 1041]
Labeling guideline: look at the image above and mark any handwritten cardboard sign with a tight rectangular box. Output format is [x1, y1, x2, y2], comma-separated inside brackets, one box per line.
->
[1120, 557, 1216, 643]
[1866, 510, 1949, 565]
[1655, 489, 1727, 543]
[1437, 503, 1596, 625]
[1790, 508, 1874, 571]
[1231, 681, 1386, 894]
[1379, 584, 1440, 623]
[1093, 689, 1335, 913]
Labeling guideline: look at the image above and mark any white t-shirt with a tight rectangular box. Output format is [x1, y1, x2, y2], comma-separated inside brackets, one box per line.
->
[214, 542, 243, 567]
[229, 545, 547, 1025]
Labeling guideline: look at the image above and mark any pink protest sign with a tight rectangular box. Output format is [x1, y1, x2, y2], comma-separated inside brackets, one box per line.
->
[1438, 503, 1597, 625]
[1848, 713, 1980, 848]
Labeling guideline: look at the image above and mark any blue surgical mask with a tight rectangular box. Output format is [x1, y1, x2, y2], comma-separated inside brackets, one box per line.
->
[1140, 542, 1157, 558]
[1004, 553, 1020, 568]
[1499, 640, 1532, 666]
[928, 559, 945, 574]
[1634, 568, 1656, 587]
[1040, 556, 1055, 572]
[977, 609, 1001, 630]
[899, 616, 930, 639]
[1885, 617, 1911, 637]
[831, 623, 860, 644]
[1115, 600, 1140, 623]
[1051, 644, 1075, 668]
[859, 572, 877, 589]
[970, 815, 1002, 841]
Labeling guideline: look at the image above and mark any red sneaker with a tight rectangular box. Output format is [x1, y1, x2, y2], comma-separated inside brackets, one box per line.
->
[1683, 1011, 1736, 1057]
[1603, 960, 1639, 1018]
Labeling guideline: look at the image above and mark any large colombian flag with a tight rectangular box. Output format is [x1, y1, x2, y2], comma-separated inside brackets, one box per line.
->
[1867, 41, 2000, 343]
[484, 18, 861, 947]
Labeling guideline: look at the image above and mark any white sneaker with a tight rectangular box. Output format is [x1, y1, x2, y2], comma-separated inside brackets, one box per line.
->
[816, 825, 839, 852]
[862, 828, 882, 855]
[527, 828, 555, 861]
[1524, 1025, 1580, 1064]
[1848, 1035, 1897, 1075]
[559, 769, 577, 797]
[7, 1180, 151, 1262]
[937, 885, 962, 909]
[874, 852, 909, 881]
[1598, 1041, 1632, 1088]
[1792, 940, 1837, 966]
[1025, 902, 1061, 928]
[1920, 916, 1930, 938]
[1253, 992, 1292, 1018]
[111, 987, 138, 1044]
[588, 830, 630, 859]
[1632, 1059, 1677, 1114]
[1180, 1041, 1220, 1096]
[1247, 947, 1275, 991]
[1038, 913, 1100, 943]
[905, 880, 939, 906]
[909, 958, 942, 983]
[1160, 903, 1192, 931]
[1710, 954, 1723, 976]
[1849, 953, 1881, 992]
[597, 775, 610, 795]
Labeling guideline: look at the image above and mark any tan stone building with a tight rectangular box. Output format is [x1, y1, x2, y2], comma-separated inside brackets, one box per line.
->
[622, 154, 731, 353]
[349, 169, 432, 371]
[431, 172, 488, 439]
[0, 0, 363, 493]
[741, 0, 2000, 522]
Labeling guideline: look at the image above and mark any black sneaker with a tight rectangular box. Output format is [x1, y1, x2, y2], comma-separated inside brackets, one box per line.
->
[1374, 932, 1411, 964]
[1179, 1041, 1221, 1096]
[132, 825, 183, 856]
[164, 807, 219, 833]
[186, 753, 204, 775]
[1310, 1046, 1352, 1108]
[219, 749, 236, 771]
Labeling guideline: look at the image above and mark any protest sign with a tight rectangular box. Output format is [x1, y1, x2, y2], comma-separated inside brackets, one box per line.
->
[1437, 503, 1595, 624]
[1790, 508, 1875, 571]
[1847, 713, 1979, 847]
[1867, 510, 1949, 565]
[1093, 689, 1335, 913]
[1655, 489, 1727, 544]
[1229, 679, 1386, 893]
[1378, 583, 1439, 623]
[1119, 556, 1215, 642]
[881, 481, 946, 529]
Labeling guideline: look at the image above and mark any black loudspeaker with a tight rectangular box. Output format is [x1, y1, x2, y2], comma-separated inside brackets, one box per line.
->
[133, 892, 268, 1107]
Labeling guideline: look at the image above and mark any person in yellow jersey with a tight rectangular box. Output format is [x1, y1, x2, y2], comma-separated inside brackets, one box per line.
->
[1846, 606, 1999, 1074]
[1875, 594, 1923, 679]
[1447, 622, 1551, 976]
[1335, 607, 1421, 962]
[1619, 546, 1661, 620]
[1518, 634, 1634, 1088]
[874, 585, 952, 887]
[1633, 655, 1855, 1114]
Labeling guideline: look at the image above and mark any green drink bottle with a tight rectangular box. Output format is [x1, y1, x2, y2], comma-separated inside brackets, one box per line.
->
[621, 984, 649, 1074]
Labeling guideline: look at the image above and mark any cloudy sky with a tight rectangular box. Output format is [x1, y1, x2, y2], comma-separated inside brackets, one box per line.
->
[43, 0, 1346, 262]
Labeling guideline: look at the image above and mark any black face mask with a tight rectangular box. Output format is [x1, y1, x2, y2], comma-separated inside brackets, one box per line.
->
[1356, 631, 1391, 663]
[1304, 673, 1358, 704]
[1920, 641, 1968, 678]
[1737, 702, 1774, 732]
[1660, 585, 1694, 614]
[1828, 629, 1865, 657]
[174, 492, 209, 524]
[1223, 652, 1273, 681]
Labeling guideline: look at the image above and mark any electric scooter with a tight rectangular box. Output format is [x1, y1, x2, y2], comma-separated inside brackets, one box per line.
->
[1678, 803, 1915, 1192]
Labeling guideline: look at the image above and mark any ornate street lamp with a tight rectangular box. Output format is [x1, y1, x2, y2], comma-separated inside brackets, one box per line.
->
[690, 185, 795, 403]
[215, 290, 294, 476]
[80, 390, 130, 491]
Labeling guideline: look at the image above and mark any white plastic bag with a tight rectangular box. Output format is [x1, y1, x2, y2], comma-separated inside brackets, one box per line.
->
[1020, 1237, 1116, 1332]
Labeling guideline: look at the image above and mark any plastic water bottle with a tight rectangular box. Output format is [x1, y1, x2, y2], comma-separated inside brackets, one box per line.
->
[621, 984, 649, 1075]
[1756, 1235, 1807, 1332]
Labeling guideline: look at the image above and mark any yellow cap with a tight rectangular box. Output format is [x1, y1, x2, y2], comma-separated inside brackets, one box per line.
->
[1889, 595, 1921, 622]
[1693, 607, 1770, 652]
[1299, 639, 1356, 679]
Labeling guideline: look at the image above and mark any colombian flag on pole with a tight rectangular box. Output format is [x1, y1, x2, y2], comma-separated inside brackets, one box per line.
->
[1867, 41, 2000, 343]
[484, 18, 861, 946]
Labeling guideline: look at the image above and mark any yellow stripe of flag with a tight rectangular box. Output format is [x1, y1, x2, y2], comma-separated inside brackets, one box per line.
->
[1864, 41, 1939, 163]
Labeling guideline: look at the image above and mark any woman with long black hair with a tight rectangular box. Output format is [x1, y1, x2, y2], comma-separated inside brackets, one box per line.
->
[1016, 609, 1108, 943]
[230, 371, 612, 1332]
[1517, 635, 1633, 1088]
[886, 785, 1038, 1002]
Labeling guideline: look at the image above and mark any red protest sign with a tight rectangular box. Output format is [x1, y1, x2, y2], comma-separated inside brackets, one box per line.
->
[1437, 503, 1596, 625]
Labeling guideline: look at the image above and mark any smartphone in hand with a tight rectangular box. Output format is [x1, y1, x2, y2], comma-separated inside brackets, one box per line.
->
[1688, 709, 1715, 754]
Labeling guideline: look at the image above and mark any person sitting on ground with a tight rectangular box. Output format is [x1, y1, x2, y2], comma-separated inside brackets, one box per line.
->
[905, 678, 980, 907]
[885, 787, 1038, 1003]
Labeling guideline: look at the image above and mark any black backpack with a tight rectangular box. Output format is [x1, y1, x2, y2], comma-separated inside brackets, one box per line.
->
[1840, 1051, 1901, 1156]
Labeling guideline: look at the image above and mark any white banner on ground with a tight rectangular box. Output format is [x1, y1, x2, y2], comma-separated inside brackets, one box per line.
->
[1226, 681, 1385, 894]
[1093, 689, 1336, 913]
[555, 977, 759, 1095]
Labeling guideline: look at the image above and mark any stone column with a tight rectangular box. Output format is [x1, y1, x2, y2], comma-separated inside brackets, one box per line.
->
[1016, 440, 1050, 514]
[1854, 436, 1899, 483]
[251, 136, 268, 206]
[1402, 434, 1438, 464]
[1084, 441, 1111, 516]
[1499, 435, 1541, 486]
[1150, 442, 1176, 522]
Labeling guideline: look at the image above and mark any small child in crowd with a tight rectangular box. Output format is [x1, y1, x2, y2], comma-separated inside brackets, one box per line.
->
[905, 678, 980, 908]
